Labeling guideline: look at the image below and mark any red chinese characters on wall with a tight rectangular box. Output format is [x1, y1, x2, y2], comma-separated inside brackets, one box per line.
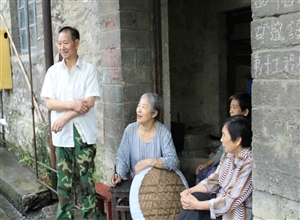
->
[104, 44, 119, 81]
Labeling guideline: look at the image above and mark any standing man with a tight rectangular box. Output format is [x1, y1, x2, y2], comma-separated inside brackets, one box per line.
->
[41, 26, 100, 220]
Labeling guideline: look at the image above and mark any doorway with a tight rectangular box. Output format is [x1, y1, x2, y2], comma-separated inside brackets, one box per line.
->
[166, 1, 252, 186]
[226, 7, 252, 98]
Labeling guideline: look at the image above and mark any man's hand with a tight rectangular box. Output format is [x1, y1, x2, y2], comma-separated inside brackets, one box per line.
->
[51, 111, 80, 133]
[71, 99, 89, 114]
[84, 96, 96, 109]
[71, 97, 96, 113]
[51, 115, 68, 133]
[46, 97, 96, 113]
[48, 96, 97, 133]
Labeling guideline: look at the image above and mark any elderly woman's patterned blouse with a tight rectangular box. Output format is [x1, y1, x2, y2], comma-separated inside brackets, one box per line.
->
[201, 149, 253, 220]
[115, 121, 179, 179]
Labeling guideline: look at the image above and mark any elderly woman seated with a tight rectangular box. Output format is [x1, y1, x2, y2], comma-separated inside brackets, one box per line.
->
[110, 92, 183, 187]
[195, 92, 251, 184]
[178, 115, 253, 220]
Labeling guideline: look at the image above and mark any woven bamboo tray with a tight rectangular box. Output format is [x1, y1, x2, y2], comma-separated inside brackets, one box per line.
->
[138, 167, 185, 220]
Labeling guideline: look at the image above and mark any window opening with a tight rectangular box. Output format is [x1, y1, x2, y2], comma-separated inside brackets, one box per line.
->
[17, 0, 38, 52]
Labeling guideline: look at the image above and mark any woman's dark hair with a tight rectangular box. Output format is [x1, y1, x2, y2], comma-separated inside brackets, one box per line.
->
[224, 115, 252, 148]
[59, 26, 80, 41]
[229, 92, 251, 118]
[140, 93, 163, 120]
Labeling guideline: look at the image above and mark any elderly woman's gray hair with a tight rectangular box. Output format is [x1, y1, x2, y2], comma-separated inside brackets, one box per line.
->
[140, 93, 163, 120]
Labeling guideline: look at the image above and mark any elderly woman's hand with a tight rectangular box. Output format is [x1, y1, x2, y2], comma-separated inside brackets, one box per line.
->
[180, 189, 191, 208]
[109, 174, 122, 187]
[134, 158, 156, 174]
[182, 194, 201, 210]
[195, 163, 208, 175]
[180, 189, 199, 210]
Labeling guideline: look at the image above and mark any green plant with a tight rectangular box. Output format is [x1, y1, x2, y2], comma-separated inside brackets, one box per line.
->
[38, 158, 51, 176]
[19, 156, 33, 167]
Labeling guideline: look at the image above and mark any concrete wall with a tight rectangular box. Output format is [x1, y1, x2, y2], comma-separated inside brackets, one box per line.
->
[251, 0, 300, 219]
[168, 0, 251, 136]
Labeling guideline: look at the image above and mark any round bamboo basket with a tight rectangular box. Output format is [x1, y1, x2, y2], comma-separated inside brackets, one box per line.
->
[138, 168, 186, 220]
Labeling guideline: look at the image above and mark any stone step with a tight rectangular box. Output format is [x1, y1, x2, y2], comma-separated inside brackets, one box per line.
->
[183, 133, 211, 157]
[178, 157, 208, 187]
[179, 150, 209, 159]
[179, 157, 207, 175]
[0, 147, 52, 213]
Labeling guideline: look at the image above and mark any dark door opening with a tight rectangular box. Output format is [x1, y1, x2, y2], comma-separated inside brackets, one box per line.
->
[226, 8, 252, 98]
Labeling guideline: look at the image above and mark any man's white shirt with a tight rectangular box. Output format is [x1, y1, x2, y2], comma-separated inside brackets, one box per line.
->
[41, 58, 101, 147]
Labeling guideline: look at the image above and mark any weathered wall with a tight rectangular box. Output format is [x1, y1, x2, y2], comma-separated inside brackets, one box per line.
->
[1, 0, 300, 216]
[251, 0, 300, 219]
[168, 0, 251, 136]
[1, 0, 106, 181]
[99, 0, 153, 181]
[1, 0, 50, 162]
[1, 0, 153, 184]
[50, 0, 106, 182]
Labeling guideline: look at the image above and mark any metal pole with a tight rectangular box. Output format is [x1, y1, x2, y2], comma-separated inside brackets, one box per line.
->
[150, 0, 163, 121]
[25, 0, 38, 178]
[42, 0, 54, 69]
[42, 0, 57, 198]
[0, 90, 5, 147]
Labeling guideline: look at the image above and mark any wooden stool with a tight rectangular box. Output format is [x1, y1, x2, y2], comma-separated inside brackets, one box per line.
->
[95, 182, 112, 220]
[109, 180, 132, 220]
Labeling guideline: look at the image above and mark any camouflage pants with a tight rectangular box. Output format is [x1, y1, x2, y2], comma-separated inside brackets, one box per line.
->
[55, 126, 100, 220]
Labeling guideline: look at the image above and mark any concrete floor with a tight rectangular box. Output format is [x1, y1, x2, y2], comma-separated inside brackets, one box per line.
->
[0, 193, 24, 220]
[0, 194, 107, 219]
[0, 147, 107, 220]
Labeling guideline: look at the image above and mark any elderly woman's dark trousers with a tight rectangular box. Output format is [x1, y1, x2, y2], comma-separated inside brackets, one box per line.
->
[177, 192, 222, 220]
